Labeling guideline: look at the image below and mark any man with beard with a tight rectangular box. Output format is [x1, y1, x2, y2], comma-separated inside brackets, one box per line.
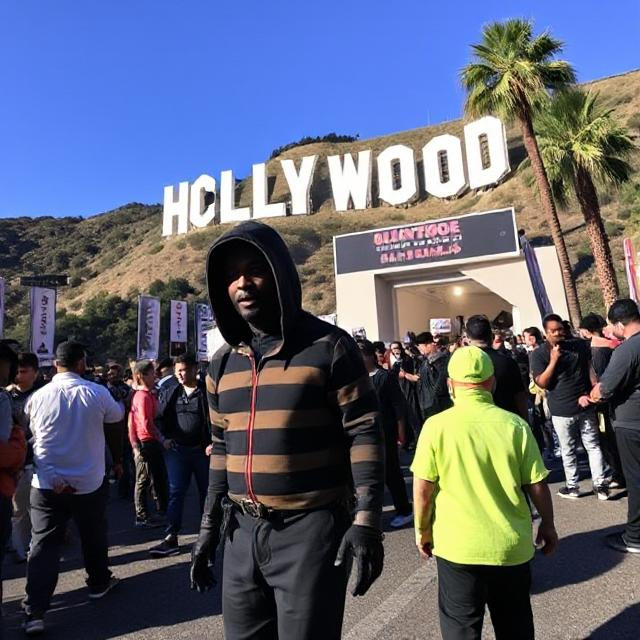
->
[189, 221, 385, 640]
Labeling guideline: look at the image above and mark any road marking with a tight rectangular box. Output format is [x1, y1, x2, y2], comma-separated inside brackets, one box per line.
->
[344, 560, 438, 640]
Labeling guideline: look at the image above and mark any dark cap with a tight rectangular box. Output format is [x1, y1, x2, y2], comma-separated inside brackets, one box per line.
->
[357, 339, 376, 357]
[578, 313, 606, 333]
[55, 341, 87, 368]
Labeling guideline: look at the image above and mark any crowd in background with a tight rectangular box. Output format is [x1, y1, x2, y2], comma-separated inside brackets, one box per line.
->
[1, 297, 640, 637]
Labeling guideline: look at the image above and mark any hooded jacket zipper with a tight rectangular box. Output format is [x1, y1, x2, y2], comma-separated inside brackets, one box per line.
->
[245, 352, 259, 503]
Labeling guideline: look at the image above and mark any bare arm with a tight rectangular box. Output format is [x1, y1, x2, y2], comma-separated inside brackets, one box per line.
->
[534, 346, 561, 390]
[413, 477, 436, 559]
[523, 481, 558, 556]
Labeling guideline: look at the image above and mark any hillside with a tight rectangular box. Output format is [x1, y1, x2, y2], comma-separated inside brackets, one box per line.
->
[1, 70, 640, 359]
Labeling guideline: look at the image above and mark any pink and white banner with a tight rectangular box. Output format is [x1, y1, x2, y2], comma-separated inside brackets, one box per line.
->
[170, 300, 188, 344]
[623, 238, 639, 302]
[30, 287, 56, 365]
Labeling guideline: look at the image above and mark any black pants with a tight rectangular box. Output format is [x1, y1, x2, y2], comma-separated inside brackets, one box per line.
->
[384, 435, 411, 515]
[223, 505, 351, 640]
[436, 557, 533, 640]
[600, 411, 625, 484]
[0, 494, 13, 632]
[616, 427, 640, 544]
[24, 481, 112, 615]
[134, 440, 169, 519]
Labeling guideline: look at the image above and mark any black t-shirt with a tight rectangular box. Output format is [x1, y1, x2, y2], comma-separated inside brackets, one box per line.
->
[591, 346, 613, 380]
[480, 347, 525, 416]
[174, 386, 207, 447]
[599, 332, 640, 430]
[529, 340, 592, 417]
[370, 368, 404, 438]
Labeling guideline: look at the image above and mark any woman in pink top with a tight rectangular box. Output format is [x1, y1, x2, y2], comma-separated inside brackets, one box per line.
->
[128, 360, 169, 527]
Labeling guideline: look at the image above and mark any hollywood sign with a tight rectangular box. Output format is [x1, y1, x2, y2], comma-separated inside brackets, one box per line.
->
[162, 116, 510, 236]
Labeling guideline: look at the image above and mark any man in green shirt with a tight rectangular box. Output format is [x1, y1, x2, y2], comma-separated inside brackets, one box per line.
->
[411, 346, 557, 640]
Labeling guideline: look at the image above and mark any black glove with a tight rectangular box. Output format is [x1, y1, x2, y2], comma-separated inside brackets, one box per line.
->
[334, 524, 384, 597]
[189, 492, 223, 593]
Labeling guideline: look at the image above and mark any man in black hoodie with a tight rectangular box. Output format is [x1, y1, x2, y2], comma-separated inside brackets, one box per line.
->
[188, 221, 385, 640]
[414, 332, 452, 421]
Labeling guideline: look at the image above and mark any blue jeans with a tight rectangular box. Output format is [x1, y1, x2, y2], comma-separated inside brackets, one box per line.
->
[165, 444, 209, 536]
[552, 411, 607, 489]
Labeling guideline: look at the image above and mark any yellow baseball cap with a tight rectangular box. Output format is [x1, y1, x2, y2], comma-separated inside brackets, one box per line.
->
[448, 346, 494, 383]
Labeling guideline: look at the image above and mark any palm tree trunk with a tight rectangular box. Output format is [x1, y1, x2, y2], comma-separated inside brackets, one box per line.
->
[517, 112, 582, 326]
[573, 167, 620, 307]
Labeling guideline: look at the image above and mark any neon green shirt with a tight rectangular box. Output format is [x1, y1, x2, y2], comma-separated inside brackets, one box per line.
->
[411, 388, 549, 566]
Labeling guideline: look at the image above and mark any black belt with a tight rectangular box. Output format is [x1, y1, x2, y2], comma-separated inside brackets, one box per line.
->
[231, 497, 275, 519]
[229, 496, 345, 520]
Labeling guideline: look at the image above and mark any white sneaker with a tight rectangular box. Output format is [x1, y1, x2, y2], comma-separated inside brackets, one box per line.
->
[390, 513, 414, 528]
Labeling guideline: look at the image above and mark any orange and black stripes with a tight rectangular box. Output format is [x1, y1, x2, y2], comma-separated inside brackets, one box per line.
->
[206, 313, 385, 522]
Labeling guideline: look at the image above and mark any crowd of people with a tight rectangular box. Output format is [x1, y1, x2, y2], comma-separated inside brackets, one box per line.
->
[0, 220, 638, 639]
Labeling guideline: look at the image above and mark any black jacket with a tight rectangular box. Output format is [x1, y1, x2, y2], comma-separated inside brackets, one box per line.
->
[156, 381, 211, 449]
[417, 351, 452, 416]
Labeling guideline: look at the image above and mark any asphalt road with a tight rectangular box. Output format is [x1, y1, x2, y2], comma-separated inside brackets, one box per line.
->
[3, 453, 639, 639]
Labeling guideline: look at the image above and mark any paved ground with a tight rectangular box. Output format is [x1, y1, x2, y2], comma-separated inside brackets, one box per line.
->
[3, 454, 639, 639]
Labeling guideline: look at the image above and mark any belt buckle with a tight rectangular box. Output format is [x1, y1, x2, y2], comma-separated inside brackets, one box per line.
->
[241, 498, 265, 518]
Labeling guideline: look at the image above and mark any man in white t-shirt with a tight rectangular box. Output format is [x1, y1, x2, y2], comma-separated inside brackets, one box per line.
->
[22, 342, 124, 636]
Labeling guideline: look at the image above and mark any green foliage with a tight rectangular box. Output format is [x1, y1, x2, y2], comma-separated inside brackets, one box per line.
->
[149, 243, 163, 255]
[270, 133, 359, 159]
[57, 293, 138, 364]
[535, 89, 634, 207]
[461, 18, 576, 122]
[604, 221, 623, 237]
[186, 233, 210, 250]
[576, 241, 592, 259]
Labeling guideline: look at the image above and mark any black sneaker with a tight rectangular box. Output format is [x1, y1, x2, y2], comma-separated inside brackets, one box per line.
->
[605, 532, 640, 554]
[23, 613, 45, 636]
[557, 486, 580, 500]
[149, 534, 179, 557]
[595, 485, 610, 501]
[88, 576, 120, 600]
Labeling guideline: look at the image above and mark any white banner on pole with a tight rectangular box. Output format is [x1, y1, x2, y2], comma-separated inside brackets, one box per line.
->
[137, 295, 161, 360]
[206, 326, 225, 360]
[170, 300, 188, 344]
[194, 303, 215, 362]
[0, 277, 5, 339]
[30, 287, 56, 365]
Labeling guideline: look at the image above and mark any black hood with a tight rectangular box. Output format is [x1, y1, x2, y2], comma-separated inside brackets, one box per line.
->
[205, 221, 302, 348]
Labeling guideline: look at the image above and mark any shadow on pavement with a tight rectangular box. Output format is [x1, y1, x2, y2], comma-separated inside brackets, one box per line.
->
[531, 525, 626, 594]
[4, 562, 222, 639]
[588, 603, 640, 639]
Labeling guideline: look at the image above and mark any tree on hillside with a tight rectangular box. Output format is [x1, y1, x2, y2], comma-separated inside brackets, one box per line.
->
[534, 89, 634, 307]
[461, 18, 582, 326]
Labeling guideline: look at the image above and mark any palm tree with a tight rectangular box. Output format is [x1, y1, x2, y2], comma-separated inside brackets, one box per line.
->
[535, 89, 634, 307]
[461, 19, 582, 326]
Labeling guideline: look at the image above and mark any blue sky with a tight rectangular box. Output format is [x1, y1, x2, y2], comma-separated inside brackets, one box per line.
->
[1, 1, 638, 219]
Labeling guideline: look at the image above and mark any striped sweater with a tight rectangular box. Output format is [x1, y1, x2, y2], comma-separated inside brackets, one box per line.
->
[204, 221, 384, 528]
[206, 315, 384, 527]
